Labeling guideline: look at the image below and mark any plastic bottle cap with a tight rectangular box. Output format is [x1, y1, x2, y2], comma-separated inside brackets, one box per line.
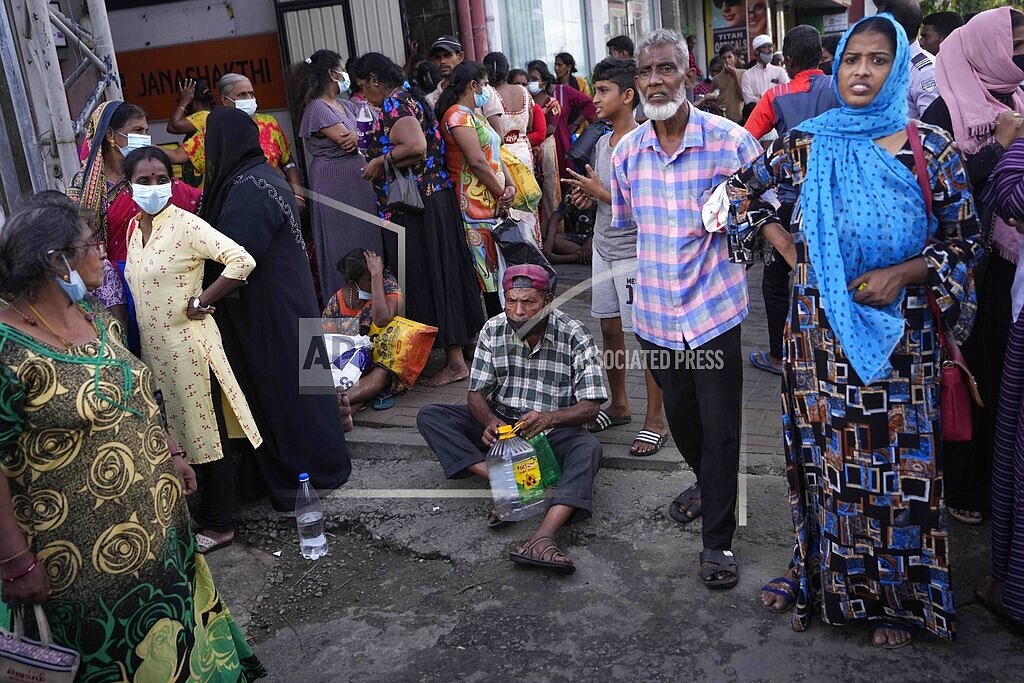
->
[497, 425, 516, 438]
[298, 472, 309, 482]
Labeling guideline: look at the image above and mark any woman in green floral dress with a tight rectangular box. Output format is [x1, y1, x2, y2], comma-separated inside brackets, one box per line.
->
[0, 191, 265, 681]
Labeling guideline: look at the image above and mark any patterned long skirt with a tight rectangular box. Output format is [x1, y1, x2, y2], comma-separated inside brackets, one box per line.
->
[991, 314, 1024, 624]
[782, 252, 955, 639]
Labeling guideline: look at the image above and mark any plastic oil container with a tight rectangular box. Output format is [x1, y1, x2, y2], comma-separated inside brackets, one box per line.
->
[486, 425, 548, 521]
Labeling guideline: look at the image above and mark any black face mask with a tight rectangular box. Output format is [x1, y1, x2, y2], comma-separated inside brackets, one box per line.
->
[1014, 54, 1024, 73]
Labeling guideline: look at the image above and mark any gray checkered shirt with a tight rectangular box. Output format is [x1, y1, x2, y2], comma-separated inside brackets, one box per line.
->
[469, 308, 608, 419]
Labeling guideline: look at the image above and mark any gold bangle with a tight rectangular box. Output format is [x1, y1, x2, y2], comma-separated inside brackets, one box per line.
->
[0, 547, 31, 565]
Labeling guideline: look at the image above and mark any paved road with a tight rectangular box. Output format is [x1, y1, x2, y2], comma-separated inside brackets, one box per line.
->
[205, 264, 1024, 681]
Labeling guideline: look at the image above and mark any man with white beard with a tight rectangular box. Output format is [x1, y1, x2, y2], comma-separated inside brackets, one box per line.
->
[609, 28, 762, 591]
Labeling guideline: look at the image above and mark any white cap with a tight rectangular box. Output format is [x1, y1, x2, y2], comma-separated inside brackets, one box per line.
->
[752, 34, 773, 50]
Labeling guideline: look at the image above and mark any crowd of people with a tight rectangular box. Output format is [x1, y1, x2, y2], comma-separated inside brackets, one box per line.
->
[0, 1, 1023, 676]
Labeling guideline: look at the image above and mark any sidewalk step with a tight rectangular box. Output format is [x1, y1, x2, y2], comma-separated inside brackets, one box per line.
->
[345, 426, 683, 472]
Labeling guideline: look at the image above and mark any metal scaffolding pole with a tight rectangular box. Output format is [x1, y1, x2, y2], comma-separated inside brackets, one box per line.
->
[84, 0, 122, 102]
[0, 2, 47, 204]
[23, 0, 82, 188]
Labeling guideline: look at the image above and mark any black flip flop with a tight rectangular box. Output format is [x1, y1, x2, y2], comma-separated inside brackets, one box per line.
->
[871, 622, 916, 649]
[509, 536, 576, 574]
[667, 484, 701, 524]
[699, 549, 738, 590]
[630, 429, 666, 457]
[588, 409, 632, 433]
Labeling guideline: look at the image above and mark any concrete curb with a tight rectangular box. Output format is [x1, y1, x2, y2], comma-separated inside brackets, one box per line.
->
[345, 426, 683, 472]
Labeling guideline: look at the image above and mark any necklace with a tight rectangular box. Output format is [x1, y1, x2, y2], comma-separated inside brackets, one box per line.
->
[9, 300, 93, 350]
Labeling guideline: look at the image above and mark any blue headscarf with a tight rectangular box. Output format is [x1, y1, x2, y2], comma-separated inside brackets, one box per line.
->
[796, 13, 935, 385]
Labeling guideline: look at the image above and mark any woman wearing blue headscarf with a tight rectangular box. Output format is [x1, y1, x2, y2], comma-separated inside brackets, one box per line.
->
[726, 14, 983, 647]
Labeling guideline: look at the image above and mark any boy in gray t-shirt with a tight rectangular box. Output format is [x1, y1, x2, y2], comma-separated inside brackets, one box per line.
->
[563, 57, 668, 457]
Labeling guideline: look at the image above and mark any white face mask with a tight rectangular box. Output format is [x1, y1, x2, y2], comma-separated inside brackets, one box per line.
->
[232, 97, 258, 116]
[116, 132, 151, 157]
[132, 182, 173, 215]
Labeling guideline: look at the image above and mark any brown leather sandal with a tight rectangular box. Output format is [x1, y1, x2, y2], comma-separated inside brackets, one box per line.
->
[509, 536, 576, 574]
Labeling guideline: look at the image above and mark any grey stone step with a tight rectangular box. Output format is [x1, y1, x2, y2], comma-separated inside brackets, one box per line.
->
[345, 425, 684, 472]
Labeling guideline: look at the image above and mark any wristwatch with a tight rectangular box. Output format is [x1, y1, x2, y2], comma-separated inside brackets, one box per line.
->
[191, 297, 205, 311]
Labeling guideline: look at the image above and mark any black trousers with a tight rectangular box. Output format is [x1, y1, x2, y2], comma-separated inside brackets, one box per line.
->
[416, 403, 603, 520]
[193, 372, 235, 533]
[762, 202, 794, 360]
[638, 326, 743, 551]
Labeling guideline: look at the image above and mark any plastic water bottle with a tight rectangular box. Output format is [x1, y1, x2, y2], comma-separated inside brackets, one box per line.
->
[295, 473, 328, 559]
[356, 101, 373, 158]
[486, 425, 548, 521]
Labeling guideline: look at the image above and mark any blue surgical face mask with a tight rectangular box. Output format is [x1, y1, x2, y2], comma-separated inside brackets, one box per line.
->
[356, 287, 373, 301]
[527, 81, 543, 95]
[759, 51, 773, 65]
[474, 86, 491, 109]
[116, 131, 151, 157]
[331, 69, 351, 94]
[54, 253, 88, 303]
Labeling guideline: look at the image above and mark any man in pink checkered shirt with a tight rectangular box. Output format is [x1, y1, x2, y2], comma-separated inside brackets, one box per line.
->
[610, 28, 762, 590]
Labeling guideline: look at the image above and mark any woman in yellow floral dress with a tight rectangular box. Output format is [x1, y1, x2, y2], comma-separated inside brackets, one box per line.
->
[0, 192, 264, 680]
[124, 147, 262, 555]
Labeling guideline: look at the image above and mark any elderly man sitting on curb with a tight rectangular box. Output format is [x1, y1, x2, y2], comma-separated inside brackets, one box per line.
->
[417, 265, 608, 574]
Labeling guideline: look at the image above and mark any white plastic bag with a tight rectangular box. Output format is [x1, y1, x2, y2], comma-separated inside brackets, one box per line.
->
[323, 334, 373, 391]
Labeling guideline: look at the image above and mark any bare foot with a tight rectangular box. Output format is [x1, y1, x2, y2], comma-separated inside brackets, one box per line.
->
[761, 568, 798, 612]
[421, 364, 469, 388]
[338, 393, 353, 432]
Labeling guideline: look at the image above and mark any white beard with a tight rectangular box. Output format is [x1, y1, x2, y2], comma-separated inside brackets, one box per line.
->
[640, 88, 688, 121]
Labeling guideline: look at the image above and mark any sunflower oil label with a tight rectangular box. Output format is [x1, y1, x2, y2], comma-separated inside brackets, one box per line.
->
[513, 456, 543, 503]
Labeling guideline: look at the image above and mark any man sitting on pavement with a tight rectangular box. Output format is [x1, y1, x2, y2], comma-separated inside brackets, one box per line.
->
[417, 265, 608, 574]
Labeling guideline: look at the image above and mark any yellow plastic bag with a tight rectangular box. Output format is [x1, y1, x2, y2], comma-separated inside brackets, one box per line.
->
[370, 317, 438, 387]
[500, 146, 542, 214]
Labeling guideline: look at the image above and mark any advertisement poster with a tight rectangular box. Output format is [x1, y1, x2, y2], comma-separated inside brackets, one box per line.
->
[711, 0, 749, 62]
[746, 0, 769, 57]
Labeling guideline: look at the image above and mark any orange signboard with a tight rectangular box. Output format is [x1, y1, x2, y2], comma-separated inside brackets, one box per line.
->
[117, 32, 288, 116]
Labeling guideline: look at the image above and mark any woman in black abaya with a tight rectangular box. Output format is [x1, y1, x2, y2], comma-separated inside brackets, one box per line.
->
[200, 107, 350, 510]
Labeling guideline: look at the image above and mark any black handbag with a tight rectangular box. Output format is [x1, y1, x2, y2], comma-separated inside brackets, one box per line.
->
[384, 155, 424, 215]
[491, 216, 559, 293]
[566, 120, 610, 170]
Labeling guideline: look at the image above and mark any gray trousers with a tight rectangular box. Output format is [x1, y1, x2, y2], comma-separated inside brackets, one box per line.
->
[416, 403, 603, 520]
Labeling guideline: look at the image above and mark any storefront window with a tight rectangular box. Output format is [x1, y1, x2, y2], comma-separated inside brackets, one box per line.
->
[606, 0, 655, 47]
[401, 0, 458, 62]
[499, 0, 589, 75]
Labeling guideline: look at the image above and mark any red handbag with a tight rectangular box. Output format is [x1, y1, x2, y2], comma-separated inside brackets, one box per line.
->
[907, 120, 983, 441]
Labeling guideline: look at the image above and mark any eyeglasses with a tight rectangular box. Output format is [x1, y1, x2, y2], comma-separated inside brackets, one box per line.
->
[74, 238, 106, 253]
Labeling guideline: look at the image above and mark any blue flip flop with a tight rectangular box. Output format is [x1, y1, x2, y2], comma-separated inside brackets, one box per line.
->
[749, 350, 783, 375]
[372, 394, 396, 410]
